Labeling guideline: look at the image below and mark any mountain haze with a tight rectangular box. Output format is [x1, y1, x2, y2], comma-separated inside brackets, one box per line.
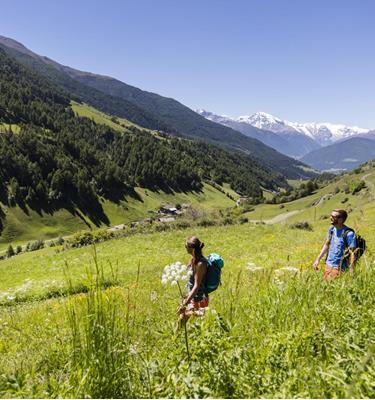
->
[301, 137, 375, 172]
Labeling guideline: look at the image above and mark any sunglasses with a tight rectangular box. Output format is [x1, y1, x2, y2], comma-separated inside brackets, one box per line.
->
[330, 214, 342, 219]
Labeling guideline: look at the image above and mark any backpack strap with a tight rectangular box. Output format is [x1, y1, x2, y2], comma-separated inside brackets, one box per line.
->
[327, 226, 334, 242]
[342, 227, 355, 248]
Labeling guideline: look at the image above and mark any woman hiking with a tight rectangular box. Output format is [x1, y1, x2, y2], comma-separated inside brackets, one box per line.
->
[178, 236, 208, 323]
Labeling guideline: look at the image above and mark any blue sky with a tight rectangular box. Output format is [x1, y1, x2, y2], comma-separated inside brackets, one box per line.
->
[1, 0, 374, 127]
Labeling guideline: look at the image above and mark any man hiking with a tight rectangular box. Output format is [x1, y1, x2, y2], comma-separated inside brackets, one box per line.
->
[313, 209, 356, 280]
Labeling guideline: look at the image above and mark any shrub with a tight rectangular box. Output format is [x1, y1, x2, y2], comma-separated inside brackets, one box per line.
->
[56, 236, 65, 245]
[175, 221, 191, 230]
[352, 181, 366, 195]
[15, 245, 22, 254]
[6, 244, 15, 258]
[29, 239, 45, 251]
[197, 219, 216, 227]
[341, 197, 349, 204]
[289, 221, 313, 231]
[68, 230, 114, 248]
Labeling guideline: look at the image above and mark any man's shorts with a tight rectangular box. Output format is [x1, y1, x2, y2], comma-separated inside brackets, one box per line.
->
[324, 265, 341, 280]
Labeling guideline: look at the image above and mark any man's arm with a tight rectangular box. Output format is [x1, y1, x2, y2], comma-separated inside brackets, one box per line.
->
[313, 239, 330, 270]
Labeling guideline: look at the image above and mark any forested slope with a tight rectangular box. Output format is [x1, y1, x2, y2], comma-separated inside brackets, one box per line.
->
[0, 48, 287, 233]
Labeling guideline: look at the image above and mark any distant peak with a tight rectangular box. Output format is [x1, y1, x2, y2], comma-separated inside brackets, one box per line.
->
[196, 109, 234, 123]
[236, 111, 283, 126]
[0, 35, 27, 50]
[0, 35, 39, 59]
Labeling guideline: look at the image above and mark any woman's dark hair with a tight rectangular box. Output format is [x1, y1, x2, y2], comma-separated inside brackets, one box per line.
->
[186, 236, 205, 266]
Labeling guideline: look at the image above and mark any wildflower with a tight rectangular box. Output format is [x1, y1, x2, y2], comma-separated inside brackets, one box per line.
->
[161, 262, 190, 285]
[274, 266, 299, 276]
[129, 344, 138, 355]
[247, 262, 264, 272]
[273, 277, 285, 292]
[150, 291, 158, 302]
[193, 308, 207, 317]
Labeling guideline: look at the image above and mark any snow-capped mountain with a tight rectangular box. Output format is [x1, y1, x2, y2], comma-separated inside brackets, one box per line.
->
[238, 111, 371, 146]
[196, 109, 320, 158]
[196, 109, 373, 159]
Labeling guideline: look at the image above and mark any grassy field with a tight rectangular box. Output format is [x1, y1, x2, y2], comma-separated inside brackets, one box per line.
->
[0, 183, 238, 252]
[246, 163, 375, 224]
[71, 101, 144, 132]
[0, 165, 374, 397]
[0, 123, 20, 133]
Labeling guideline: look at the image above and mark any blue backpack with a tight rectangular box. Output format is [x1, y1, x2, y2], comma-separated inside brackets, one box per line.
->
[205, 253, 224, 293]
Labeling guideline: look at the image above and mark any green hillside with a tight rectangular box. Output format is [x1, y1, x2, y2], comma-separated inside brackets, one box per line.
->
[301, 137, 375, 172]
[0, 36, 316, 180]
[244, 161, 375, 224]
[0, 183, 238, 252]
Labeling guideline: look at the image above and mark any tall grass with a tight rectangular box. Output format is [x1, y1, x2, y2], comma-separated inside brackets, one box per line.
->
[59, 251, 375, 398]
[65, 247, 144, 398]
[1, 216, 374, 398]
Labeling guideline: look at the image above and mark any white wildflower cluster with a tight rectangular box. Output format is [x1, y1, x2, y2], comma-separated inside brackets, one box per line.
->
[273, 266, 300, 291]
[246, 262, 264, 272]
[161, 262, 191, 286]
[273, 276, 285, 291]
[193, 308, 208, 317]
[129, 344, 138, 355]
[274, 266, 300, 276]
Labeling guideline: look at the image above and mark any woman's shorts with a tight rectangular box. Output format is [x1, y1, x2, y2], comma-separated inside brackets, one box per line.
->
[187, 296, 209, 310]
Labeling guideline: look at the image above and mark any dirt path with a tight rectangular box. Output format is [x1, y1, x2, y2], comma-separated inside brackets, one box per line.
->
[250, 210, 301, 225]
[362, 172, 374, 189]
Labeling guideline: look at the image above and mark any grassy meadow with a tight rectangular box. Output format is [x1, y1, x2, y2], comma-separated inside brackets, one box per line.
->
[1, 164, 375, 397]
[0, 183, 238, 253]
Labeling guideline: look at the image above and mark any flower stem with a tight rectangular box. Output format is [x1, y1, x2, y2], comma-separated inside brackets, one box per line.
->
[177, 281, 191, 363]
[176, 281, 184, 299]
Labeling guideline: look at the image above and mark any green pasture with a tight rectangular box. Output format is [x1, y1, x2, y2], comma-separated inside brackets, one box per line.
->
[246, 166, 375, 223]
[0, 183, 236, 252]
[71, 101, 142, 132]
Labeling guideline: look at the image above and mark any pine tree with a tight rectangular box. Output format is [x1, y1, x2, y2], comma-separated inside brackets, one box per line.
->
[6, 244, 15, 258]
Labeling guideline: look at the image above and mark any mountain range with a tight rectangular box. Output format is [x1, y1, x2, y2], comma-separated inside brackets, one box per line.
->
[197, 109, 375, 171]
